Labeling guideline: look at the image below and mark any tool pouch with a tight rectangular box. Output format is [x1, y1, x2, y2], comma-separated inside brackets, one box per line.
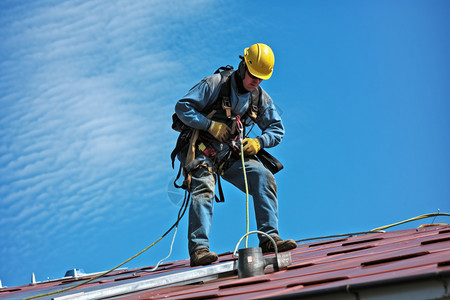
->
[256, 149, 284, 175]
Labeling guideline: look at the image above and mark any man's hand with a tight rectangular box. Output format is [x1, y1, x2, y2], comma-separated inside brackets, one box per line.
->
[243, 138, 261, 155]
[208, 121, 231, 143]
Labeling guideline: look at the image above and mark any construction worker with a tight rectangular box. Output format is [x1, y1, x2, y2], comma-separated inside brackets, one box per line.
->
[174, 43, 297, 267]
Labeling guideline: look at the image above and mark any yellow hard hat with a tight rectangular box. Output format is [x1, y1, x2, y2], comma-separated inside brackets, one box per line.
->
[244, 43, 275, 80]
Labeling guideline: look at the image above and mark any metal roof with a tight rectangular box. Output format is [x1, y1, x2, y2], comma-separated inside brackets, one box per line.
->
[1, 225, 449, 300]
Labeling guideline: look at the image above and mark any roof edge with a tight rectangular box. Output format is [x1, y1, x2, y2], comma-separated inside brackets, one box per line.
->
[261, 269, 450, 300]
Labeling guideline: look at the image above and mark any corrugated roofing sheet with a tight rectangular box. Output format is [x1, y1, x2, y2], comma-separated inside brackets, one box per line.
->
[1, 225, 450, 300]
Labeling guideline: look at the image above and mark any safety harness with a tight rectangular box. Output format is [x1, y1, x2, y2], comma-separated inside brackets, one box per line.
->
[171, 65, 283, 202]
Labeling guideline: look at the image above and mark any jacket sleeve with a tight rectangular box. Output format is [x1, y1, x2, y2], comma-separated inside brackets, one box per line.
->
[175, 75, 221, 132]
[255, 91, 285, 149]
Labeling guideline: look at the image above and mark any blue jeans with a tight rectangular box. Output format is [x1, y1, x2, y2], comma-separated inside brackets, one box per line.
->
[187, 154, 279, 255]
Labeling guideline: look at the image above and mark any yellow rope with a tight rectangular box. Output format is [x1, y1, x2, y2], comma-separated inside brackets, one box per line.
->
[24, 236, 166, 300]
[294, 212, 450, 243]
[370, 212, 450, 231]
[24, 192, 190, 300]
[240, 142, 250, 248]
[25, 209, 449, 299]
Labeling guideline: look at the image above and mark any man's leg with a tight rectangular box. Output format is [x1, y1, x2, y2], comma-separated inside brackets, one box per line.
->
[222, 158, 297, 252]
[188, 165, 219, 266]
[222, 158, 279, 238]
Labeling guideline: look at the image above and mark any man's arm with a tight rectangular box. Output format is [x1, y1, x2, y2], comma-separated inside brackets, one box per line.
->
[255, 91, 285, 149]
[175, 75, 222, 132]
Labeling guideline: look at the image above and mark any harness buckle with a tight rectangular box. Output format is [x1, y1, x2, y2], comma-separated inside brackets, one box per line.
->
[222, 96, 232, 118]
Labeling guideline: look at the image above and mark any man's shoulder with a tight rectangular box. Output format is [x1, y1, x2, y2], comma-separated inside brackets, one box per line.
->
[254, 87, 276, 115]
[203, 73, 222, 88]
[255, 86, 271, 103]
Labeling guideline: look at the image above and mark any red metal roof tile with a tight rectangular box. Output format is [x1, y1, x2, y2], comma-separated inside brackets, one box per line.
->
[2, 225, 450, 300]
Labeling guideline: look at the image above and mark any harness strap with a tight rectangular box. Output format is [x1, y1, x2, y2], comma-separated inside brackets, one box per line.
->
[185, 110, 217, 168]
[218, 70, 232, 119]
[183, 110, 217, 192]
[174, 163, 184, 189]
[183, 158, 224, 203]
[185, 129, 199, 169]
[171, 129, 189, 169]
[216, 174, 225, 203]
[222, 96, 232, 119]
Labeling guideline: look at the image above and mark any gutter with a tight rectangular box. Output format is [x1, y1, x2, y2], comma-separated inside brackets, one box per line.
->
[262, 269, 450, 300]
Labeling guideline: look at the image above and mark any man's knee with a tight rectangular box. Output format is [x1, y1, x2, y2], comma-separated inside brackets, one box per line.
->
[190, 165, 216, 200]
[254, 162, 276, 184]
[245, 162, 277, 196]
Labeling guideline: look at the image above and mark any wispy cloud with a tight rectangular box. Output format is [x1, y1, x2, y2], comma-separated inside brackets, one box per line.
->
[0, 0, 221, 286]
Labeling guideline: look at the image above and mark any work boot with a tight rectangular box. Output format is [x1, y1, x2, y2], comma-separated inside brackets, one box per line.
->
[259, 236, 297, 254]
[190, 248, 218, 267]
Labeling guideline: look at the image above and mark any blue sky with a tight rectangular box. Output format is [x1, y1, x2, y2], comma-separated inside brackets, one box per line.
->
[1, 0, 449, 288]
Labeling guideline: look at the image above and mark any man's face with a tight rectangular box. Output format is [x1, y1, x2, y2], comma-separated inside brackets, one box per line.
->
[243, 69, 263, 92]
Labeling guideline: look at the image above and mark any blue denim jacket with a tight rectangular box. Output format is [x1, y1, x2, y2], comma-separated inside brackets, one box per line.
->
[175, 72, 284, 149]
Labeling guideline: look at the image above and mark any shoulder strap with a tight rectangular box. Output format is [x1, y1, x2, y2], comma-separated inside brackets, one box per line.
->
[248, 86, 261, 120]
[217, 68, 262, 122]
[217, 68, 233, 118]
[201, 66, 234, 118]
[214, 65, 234, 74]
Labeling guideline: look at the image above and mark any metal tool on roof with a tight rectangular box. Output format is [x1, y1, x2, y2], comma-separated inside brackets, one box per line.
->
[233, 231, 292, 278]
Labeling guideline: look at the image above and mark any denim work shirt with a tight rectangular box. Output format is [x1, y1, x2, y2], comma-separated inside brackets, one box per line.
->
[175, 72, 284, 150]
